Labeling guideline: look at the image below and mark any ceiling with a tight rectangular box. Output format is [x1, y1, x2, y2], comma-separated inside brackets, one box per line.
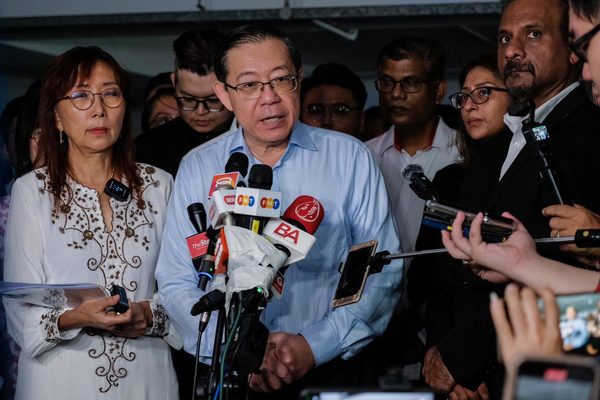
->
[0, 3, 503, 111]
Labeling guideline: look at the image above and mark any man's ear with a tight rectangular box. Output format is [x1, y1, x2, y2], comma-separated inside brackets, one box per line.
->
[170, 72, 176, 87]
[214, 81, 233, 112]
[435, 80, 448, 104]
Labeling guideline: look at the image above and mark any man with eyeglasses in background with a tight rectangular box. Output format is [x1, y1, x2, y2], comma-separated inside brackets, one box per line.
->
[299, 63, 367, 141]
[155, 24, 403, 398]
[423, 0, 600, 398]
[367, 37, 459, 265]
[136, 29, 234, 177]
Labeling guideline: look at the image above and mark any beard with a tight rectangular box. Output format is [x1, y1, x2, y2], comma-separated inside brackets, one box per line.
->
[503, 60, 537, 99]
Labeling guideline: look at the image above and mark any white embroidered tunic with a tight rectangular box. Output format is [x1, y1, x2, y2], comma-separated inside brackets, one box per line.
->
[3, 164, 178, 399]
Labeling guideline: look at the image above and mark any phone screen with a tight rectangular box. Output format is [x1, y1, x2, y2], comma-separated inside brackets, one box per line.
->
[539, 292, 600, 355]
[334, 246, 373, 300]
[515, 362, 594, 400]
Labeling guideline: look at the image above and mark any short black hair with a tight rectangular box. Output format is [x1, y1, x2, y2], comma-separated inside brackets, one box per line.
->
[1, 96, 24, 144]
[501, 0, 570, 43]
[376, 36, 446, 80]
[214, 24, 302, 84]
[300, 63, 367, 110]
[141, 86, 176, 132]
[144, 72, 172, 101]
[458, 53, 502, 88]
[173, 29, 225, 77]
[16, 80, 41, 177]
[569, 0, 600, 22]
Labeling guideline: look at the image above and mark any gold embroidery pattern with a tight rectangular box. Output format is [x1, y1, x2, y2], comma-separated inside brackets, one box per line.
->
[35, 164, 162, 392]
[87, 329, 136, 393]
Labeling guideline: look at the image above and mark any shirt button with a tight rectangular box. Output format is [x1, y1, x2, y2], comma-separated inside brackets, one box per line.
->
[270, 319, 276, 325]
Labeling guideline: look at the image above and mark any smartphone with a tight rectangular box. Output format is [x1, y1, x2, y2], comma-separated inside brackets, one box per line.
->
[110, 285, 129, 314]
[332, 240, 378, 308]
[503, 356, 600, 400]
[300, 391, 436, 400]
[538, 292, 600, 355]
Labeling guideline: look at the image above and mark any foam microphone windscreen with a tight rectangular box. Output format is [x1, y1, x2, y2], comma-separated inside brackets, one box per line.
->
[225, 152, 249, 177]
[282, 195, 325, 235]
[248, 164, 273, 189]
[401, 164, 424, 182]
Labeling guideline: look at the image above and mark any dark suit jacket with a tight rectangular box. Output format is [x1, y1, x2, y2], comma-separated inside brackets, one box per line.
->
[427, 84, 600, 390]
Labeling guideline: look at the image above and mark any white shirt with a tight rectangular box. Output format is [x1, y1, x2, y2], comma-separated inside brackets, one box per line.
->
[366, 117, 460, 256]
[500, 81, 580, 179]
[4, 165, 178, 400]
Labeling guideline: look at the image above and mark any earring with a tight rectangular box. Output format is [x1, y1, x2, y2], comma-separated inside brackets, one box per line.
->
[60, 130, 64, 144]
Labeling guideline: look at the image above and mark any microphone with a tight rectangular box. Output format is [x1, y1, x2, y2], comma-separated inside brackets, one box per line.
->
[263, 195, 324, 266]
[191, 289, 225, 316]
[186, 203, 213, 283]
[188, 203, 207, 234]
[235, 164, 282, 235]
[225, 152, 249, 186]
[195, 227, 220, 291]
[207, 153, 250, 228]
[263, 195, 325, 300]
[208, 152, 249, 197]
[402, 164, 439, 201]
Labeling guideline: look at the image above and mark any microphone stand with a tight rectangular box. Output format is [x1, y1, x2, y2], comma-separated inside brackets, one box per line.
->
[373, 230, 600, 264]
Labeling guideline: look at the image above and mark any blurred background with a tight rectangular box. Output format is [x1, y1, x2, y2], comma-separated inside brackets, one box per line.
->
[0, 0, 502, 137]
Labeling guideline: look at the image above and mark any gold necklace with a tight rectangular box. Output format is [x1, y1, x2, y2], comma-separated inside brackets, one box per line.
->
[70, 167, 115, 200]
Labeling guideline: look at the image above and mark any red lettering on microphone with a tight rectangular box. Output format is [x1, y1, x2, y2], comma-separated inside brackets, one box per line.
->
[273, 223, 299, 245]
[224, 195, 235, 205]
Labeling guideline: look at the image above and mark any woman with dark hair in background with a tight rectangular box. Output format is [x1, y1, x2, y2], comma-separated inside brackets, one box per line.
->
[415, 53, 513, 398]
[0, 80, 41, 400]
[140, 86, 179, 132]
[3, 46, 178, 399]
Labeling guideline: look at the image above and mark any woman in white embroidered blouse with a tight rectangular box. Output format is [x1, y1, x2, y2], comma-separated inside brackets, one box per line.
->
[3, 46, 178, 399]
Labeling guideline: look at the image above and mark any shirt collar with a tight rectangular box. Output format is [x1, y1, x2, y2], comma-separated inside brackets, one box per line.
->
[225, 120, 317, 160]
[391, 116, 450, 153]
[503, 81, 580, 134]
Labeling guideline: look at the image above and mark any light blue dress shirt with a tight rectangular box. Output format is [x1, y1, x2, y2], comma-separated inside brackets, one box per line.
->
[155, 121, 403, 367]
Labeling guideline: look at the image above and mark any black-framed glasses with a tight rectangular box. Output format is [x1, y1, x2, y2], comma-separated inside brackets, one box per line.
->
[56, 88, 123, 110]
[174, 96, 225, 113]
[225, 75, 298, 100]
[302, 104, 360, 121]
[449, 87, 509, 109]
[571, 23, 600, 63]
[374, 77, 438, 94]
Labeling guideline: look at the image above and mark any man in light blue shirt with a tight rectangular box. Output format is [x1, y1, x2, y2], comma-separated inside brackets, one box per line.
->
[155, 24, 402, 395]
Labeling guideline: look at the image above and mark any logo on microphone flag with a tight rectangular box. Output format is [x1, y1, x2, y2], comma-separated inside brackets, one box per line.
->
[294, 198, 322, 222]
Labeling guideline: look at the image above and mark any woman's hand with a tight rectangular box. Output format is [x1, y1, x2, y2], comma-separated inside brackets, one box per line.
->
[58, 295, 132, 332]
[490, 285, 563, 374]
[441, 211, 537, 283]
[112, 301, 153, 338]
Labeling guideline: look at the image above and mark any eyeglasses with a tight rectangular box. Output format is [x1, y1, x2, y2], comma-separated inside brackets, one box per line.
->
[174, 96, 225, 112]
[303, 104, 360, 122]
[449, 87, 509, 109]
[56, 88, 123, 110]
[571, 23, 600, 63]
[374, 77, 438, 94]
[225, 75, 298, 100]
